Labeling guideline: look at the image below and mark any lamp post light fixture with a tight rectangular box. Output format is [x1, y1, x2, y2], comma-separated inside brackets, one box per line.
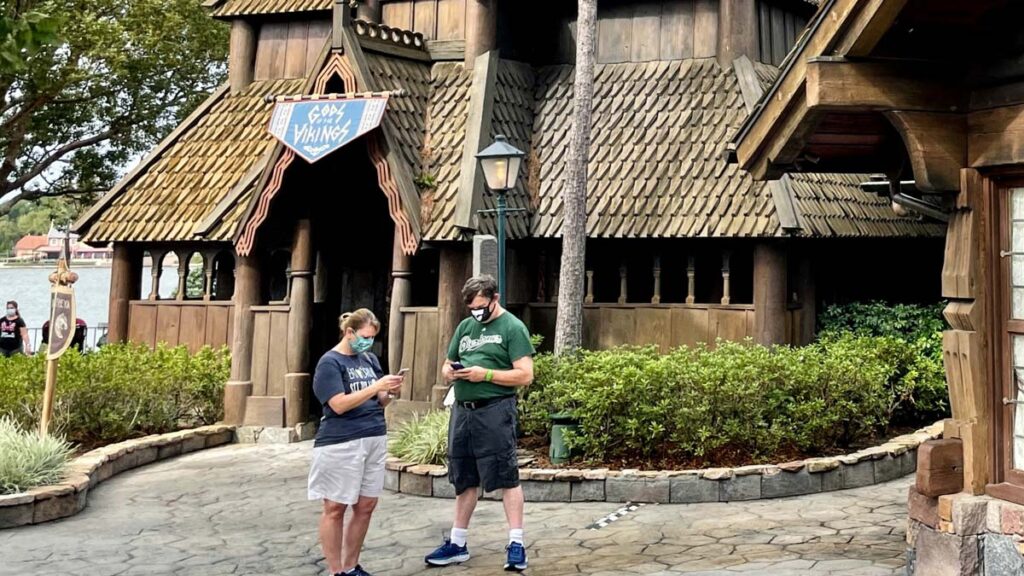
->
[476, 134, 525, 305]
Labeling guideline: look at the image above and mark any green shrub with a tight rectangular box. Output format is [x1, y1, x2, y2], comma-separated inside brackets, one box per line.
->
[0, 343, 230, 447]
[389, 410, 450, 465]
[818, 301, 948, 424]
[519, 334, 937, 466]
[0, 416, 73, 495]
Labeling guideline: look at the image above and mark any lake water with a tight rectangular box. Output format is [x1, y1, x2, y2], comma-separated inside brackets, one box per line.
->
[0, 265, 164, 330]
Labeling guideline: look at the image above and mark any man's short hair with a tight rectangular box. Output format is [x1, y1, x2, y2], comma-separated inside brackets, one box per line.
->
[462, 275, 498, 304]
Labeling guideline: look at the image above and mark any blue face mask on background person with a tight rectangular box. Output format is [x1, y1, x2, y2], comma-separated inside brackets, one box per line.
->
[350, 333, 374, 354]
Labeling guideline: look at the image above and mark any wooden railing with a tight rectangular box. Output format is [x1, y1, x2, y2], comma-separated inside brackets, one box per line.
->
[127, 300, 234, 352]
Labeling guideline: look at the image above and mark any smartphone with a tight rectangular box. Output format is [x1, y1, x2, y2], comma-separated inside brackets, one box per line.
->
[396, 368, 410, 377]
[450, 362, 465, 371]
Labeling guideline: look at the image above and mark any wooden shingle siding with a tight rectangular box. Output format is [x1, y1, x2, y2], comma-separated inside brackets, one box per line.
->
[422, 62, 472, 240]
[82, 79, 305, 244]
[210, 0, 332, 18]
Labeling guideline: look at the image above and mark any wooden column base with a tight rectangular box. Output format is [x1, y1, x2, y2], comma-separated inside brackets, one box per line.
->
[223, 381, 253, 426]
[284, 373, 311, 427]
[243, 396, 285, 427]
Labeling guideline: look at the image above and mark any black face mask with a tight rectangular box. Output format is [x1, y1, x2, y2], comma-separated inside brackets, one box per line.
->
[470, 299, 494, 323]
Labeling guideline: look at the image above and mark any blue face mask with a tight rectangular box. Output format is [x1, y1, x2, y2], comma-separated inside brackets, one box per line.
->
[351, 334, 374, 354]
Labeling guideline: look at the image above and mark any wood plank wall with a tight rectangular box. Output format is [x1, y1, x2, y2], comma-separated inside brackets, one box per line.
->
[757, 0, 808, 66]
[127, 301, 235, 353]
[381, 0, 466, 41]
[551, 0, 807, 65]
[254, 20, 331, 81]
[249, 306, 290, 397]
[398, 307, 440, 402]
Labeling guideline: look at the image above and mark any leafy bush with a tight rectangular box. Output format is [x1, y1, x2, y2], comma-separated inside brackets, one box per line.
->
[0, 343, 230, 447]
[520, 334, 940, 467]
[819, 301, 948, 424]
[389, 410, 450, 466]
[0, 416, 73, 495]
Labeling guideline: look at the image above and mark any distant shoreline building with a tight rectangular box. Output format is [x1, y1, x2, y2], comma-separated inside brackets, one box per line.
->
[10, 222, 113, 262]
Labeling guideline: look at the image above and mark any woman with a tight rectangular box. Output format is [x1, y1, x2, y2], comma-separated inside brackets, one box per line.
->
[308, 309, 403, 576]
[0, 301, 31, 357]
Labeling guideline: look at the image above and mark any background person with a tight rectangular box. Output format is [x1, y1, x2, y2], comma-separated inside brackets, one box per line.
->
[424, 275, 535, 572]
[1, 301, 31, 357]
[308, 309, 403, 576]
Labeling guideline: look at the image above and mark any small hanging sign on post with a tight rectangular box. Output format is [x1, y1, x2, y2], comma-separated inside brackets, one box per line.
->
[39, 230, 78, 436]
[267, 93, 390, 163]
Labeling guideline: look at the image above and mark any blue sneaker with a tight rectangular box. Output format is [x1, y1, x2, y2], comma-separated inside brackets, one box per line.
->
[504, 542, 527, 572]
[424, 538, 470, 567]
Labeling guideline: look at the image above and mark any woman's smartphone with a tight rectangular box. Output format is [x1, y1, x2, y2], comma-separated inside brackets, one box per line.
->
[396, 368, 410, 377]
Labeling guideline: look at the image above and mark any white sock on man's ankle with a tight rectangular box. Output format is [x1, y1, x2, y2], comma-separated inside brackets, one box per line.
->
[451, 527, 469, 547]
[509, 528, 524, 545]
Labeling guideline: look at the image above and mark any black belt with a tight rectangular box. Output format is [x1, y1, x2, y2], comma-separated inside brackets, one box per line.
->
[457, 396, 513, 410]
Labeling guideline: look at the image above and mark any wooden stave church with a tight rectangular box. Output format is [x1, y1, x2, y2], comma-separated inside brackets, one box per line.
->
[73, 0, 944, 430]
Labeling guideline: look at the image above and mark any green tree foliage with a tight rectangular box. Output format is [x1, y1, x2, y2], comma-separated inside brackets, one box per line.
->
[0, 8, 59, 73]
[0, 195, 84, 254]
[0, 0, 228, 216]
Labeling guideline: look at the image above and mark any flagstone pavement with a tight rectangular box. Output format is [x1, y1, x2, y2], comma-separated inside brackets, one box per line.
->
[0, 442, 911, 576]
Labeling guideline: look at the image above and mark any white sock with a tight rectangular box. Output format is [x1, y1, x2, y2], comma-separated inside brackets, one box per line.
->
[509, 528, 524, 545]
[451, 527, 469, 547]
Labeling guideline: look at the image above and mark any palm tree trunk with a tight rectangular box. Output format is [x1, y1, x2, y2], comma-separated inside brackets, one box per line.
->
[554, 0, 597, 355]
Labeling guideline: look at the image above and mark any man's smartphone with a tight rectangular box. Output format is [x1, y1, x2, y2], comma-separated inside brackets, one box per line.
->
[450, 362, 465, 371]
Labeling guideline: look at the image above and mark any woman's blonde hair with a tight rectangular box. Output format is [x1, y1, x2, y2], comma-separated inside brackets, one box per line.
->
[339, 308, 381, 338]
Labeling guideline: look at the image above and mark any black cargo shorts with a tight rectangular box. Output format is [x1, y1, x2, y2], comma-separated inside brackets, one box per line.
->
[447, 395, 520, 495]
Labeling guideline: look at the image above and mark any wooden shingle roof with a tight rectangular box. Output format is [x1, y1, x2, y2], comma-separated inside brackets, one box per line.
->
[531, 59, 778, 238]
[206, 0, 331, 18]
[422, 63, 471, 240]
[80, 79, 304, 244]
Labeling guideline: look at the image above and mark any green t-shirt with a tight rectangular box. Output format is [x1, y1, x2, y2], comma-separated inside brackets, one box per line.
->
[447, 311, 535, 402]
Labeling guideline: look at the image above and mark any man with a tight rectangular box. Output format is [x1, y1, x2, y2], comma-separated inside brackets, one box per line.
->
[425, 275, 535, 572]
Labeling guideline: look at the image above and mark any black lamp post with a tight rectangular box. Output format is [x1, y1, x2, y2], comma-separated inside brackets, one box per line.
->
[476, 134, 525, 305]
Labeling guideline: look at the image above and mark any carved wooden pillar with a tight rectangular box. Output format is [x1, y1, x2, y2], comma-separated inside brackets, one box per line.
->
[753, 243, 787, 345]
[465, 0, 497, 67]
[149, 250, 165, 301]
[721, 251, 731, 305]
[585, 270, 594, 304]
[176, 252, 188, 301]
[686, 256, 696, 304]
[224, 252, 260, 425]
[796, 252, 815, 345]
[436, 246, 470, 405]
[388, 230, 412, 395]
[108, 244, 141, 344]
[652, 257, 662, 304]
[285, 219, 313, 427]
[203, 251, 215, 302]
[229, 20, 256, 94]
[617, 264, 628, 304]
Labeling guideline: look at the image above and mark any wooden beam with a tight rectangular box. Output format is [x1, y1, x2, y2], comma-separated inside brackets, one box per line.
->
[735, 0, 907, 178]
[464, 0, 496, 67]
[426, 39, 465, 61]
[753, 242, 787, 345]
[357, 36, 433, 62]
[884, 110, 966, 192]
[717, 0, 759, 68]
[806, 58, 967, 113]
[453, 50, 498, 231]
[229, 20, 257, 94]
[915, 439, 964, 497]
[968, 102, 1024, 168]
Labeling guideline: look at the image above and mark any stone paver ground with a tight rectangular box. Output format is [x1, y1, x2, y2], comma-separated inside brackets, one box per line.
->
[0, 442, 910, 576]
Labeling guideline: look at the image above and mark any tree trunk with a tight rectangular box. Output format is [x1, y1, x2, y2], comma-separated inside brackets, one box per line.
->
[554, 0, 597, 355]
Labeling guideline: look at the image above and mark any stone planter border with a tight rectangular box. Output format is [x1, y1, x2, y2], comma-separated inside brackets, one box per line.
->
[0, 424, 235, 529]
[385, 421, 944, 503]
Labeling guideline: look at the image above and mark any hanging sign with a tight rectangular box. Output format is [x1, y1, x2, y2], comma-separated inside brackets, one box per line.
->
[46, 284, 76, 360]
[267, 97, 389, 163]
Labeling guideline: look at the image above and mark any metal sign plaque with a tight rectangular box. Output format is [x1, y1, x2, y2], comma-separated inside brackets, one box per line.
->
[267, 97, 389, 163]
[47, 284, 76, 360]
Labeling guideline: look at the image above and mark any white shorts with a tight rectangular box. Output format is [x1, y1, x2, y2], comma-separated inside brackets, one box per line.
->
[308, 435, 388, 505]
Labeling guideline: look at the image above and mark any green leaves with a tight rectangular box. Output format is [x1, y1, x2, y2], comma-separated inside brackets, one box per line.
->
[1, 0, 228, 215]
[0, 343, 230, 448]
[388, 410, 450, 466]
[0, 416, 73, 495]
[520, 331, 948, 468]
[0, 9, 60, 73]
